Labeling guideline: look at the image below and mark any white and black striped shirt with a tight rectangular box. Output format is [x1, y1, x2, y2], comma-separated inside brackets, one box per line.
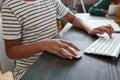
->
[1, 0, 69, 80]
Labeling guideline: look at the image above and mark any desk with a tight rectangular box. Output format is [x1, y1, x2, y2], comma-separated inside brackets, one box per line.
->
[21, 13, 120, 80]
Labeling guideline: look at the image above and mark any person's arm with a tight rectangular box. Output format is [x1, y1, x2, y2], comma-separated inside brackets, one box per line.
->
[63, 11, 114, 37]
[4, 39, 42, 59]
[2, 3, 79, 60]
[4, 39, 80, 59]
[88, 0, 111, 16]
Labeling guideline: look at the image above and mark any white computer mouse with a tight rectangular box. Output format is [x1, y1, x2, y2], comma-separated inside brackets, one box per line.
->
[61, 47, 83, 58]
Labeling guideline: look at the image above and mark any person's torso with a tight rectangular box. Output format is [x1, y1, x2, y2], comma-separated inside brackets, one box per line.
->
[5, 0, 58, 44]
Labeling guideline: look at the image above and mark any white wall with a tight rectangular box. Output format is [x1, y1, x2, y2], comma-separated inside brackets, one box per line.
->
[0, 14, 14, 73]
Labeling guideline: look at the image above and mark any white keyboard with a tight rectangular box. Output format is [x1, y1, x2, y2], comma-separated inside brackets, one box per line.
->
[84, 33, 120, 58]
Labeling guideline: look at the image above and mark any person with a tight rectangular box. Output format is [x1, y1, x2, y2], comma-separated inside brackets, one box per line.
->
[1, 0, 114, 80]
[89, 0, 120, 16]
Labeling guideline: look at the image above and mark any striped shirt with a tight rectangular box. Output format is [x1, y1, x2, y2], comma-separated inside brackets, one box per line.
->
[1, 0, 69, 80]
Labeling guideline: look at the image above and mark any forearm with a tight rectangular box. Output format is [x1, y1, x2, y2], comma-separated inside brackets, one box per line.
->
[6, 41, 43, 59]
[71, 16, 91, 34]
[64, 12, 91, 33]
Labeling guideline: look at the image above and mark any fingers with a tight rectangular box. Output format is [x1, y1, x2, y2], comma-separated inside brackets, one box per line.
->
[55, 40, 80, 59]
[95, 25, 114, 38]
[45, 39, 80, 60]
[105, 24, 114, 33]
[60, 40, 80, 55]
[90, 29, 104, 34]
[105, 25, 114, 38]
[96, 27, 112, 38]
[56, 48, 73, 59]
[60, 40, 80, 51]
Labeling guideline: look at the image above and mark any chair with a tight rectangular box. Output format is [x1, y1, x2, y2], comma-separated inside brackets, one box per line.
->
[0, 69, 14, 80]
[0, 38, 14, 73]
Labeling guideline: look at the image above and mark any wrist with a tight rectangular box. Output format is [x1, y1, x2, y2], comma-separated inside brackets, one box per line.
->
[37, 40, 46, 52]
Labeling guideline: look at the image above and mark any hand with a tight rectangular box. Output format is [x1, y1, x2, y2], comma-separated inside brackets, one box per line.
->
[88, 24, 114, 38]
[39, 39, 80, 59]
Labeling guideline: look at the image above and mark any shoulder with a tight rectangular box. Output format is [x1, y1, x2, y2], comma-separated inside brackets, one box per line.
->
[2, 0, 21, 14]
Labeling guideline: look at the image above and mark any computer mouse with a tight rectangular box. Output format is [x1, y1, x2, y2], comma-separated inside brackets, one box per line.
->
[61, 47, 83, 58]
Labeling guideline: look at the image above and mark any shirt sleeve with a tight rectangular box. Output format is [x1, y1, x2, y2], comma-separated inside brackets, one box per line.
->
[88, 0, 111, 16]
[54, 0, 69, 19]
[1, 4, 21, 40]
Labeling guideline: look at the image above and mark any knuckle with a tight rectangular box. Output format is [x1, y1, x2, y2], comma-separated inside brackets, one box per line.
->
[60, 39, 64, 42]
[63, 45, 69, 49]
[68, 42, 73, 46]
[57, 48, 62, 53]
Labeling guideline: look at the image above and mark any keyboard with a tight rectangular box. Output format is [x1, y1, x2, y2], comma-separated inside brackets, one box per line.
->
[84, 33, 120, 58]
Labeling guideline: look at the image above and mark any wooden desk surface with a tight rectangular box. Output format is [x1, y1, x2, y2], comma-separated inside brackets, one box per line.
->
[21, 13, 120, 80]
